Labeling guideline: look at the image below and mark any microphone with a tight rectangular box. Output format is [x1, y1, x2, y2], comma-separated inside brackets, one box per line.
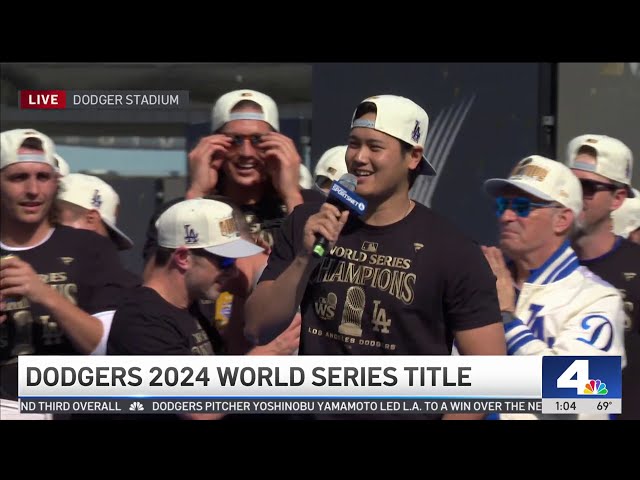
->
[312, 173, 367, 258]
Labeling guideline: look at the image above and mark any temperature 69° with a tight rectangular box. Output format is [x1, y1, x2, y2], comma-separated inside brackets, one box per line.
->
[597, 401, 613, 411]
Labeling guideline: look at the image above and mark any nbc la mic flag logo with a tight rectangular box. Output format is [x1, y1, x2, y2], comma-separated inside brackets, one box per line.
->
[541, 356, 622, 399]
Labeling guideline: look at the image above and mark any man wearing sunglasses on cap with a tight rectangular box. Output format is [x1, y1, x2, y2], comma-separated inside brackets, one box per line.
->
[482, 155, 626, 420]
[565, 134, 640, 420]
[107, 198, 300, 420]
[186, 89, 324, 251]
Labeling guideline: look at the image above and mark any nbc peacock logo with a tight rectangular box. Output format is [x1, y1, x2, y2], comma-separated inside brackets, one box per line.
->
[584, 379, 608, 395]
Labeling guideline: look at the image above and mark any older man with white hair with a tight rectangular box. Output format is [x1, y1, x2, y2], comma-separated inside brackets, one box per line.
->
[482, 155, 626, 419]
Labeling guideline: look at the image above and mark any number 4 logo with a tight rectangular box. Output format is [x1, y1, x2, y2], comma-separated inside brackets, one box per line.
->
[556, 360, 589, 395]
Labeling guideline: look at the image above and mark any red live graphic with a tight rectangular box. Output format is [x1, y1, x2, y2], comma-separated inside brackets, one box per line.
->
[20, 90, 66, 109]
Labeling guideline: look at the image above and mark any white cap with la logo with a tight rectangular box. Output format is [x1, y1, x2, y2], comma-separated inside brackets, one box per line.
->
[350, 95, 435, 176]
[156, 198, 264, 258]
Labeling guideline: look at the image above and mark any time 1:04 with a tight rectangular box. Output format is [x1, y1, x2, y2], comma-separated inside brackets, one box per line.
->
[556, 401, 577, 411]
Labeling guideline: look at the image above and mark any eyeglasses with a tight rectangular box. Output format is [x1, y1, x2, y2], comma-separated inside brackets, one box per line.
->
[192, 250, 236, 270]
[578, 179, 618, 197]
[215, 255, 236, 270]
[228, 134, 263, 148]
[495, 197, 558, 218]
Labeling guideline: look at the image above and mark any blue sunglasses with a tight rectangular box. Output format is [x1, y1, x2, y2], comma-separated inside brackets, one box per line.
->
[495, 197, 557, 218]
[193, 250, 236, 270]
[217, 256, 236, 270]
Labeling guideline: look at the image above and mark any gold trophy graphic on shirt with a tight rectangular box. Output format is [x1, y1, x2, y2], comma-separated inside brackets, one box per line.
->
[339, 286, 365, 337]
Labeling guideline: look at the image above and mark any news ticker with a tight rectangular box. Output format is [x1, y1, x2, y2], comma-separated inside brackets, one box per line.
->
[21, 398, 545, 415]
[19, 90, 189, 109]
[17, 355, 622, 415]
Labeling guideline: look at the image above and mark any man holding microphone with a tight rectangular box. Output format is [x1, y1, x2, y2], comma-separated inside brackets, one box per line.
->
[245, 94, 506, 420]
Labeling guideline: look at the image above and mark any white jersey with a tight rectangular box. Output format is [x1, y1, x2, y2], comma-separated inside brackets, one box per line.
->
[501, 242, 626, 420]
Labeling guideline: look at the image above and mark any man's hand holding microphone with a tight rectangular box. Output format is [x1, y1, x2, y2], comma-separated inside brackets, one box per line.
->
[301, 173, 366, 260]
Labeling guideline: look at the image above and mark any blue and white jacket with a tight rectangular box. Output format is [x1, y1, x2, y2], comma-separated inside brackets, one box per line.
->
[501, 241, 626, 420]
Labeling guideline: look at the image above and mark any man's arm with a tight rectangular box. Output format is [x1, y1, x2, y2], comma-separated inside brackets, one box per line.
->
[247, 314, 301, 355]
[443, 323, 507, 420]
[455, 323, 508, 356]
[244, 202, 349, 340]
[441, 240, 507, 420]
[0, 256, 104, 353]
[244, 258, 314, 341]
[504, 294, 625, 358]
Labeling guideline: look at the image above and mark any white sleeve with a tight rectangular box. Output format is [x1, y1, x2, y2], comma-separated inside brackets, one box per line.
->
[505, 294, 626, 362]
[90, 310, 116, 355]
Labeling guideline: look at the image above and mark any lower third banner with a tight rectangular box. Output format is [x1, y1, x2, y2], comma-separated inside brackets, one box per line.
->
[16, 355, 621, 415]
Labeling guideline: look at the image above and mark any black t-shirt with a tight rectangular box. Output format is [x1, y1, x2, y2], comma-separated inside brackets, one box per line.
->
[260, 201, 501, 419]
[142, 190, 324, 334]
[241, 189, 325, 250]
[107, 286, 218, 356]
[580, 237, 640, 420]
[103, 286, 221, 421]
[0, 226, 139, 400]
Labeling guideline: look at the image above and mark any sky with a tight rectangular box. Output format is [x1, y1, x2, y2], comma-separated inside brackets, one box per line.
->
[55, 145, 187, 177]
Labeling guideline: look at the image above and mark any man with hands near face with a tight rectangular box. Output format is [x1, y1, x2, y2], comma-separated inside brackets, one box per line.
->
[186, 89, 323, 250]
[482, 155, 626, 420]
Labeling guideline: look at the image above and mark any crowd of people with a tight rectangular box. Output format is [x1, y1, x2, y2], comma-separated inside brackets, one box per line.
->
[1, 88, 638, 420]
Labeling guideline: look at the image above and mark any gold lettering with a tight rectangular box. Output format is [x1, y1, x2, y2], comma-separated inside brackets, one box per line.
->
[372, 300, 392, 333]
[37, 271, 69, 283]
[50, 283, 78, 305]
[513, 165, 549, 181]
[315, 260, 416, 304]
[388, 270, 405, 299]
[324, 330, 356, 344]
[401, 274, 416, 304]
[360, 266, 375, 283]
[327, 246, 368, 263]
[48, 272, 68, 283]
[368, 254, 411, 269]
[376, 269, 392, 291]
[328, 261, 346, 283]
[315, 258, 337, 283]
[218, 218, 238, 237]
[344, 262, 361, 284]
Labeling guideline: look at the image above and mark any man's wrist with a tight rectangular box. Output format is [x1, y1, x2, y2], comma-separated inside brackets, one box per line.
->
[500, 310, 515, 324]
[283, 191, 304, 212]
[186, 187, 207, 199]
